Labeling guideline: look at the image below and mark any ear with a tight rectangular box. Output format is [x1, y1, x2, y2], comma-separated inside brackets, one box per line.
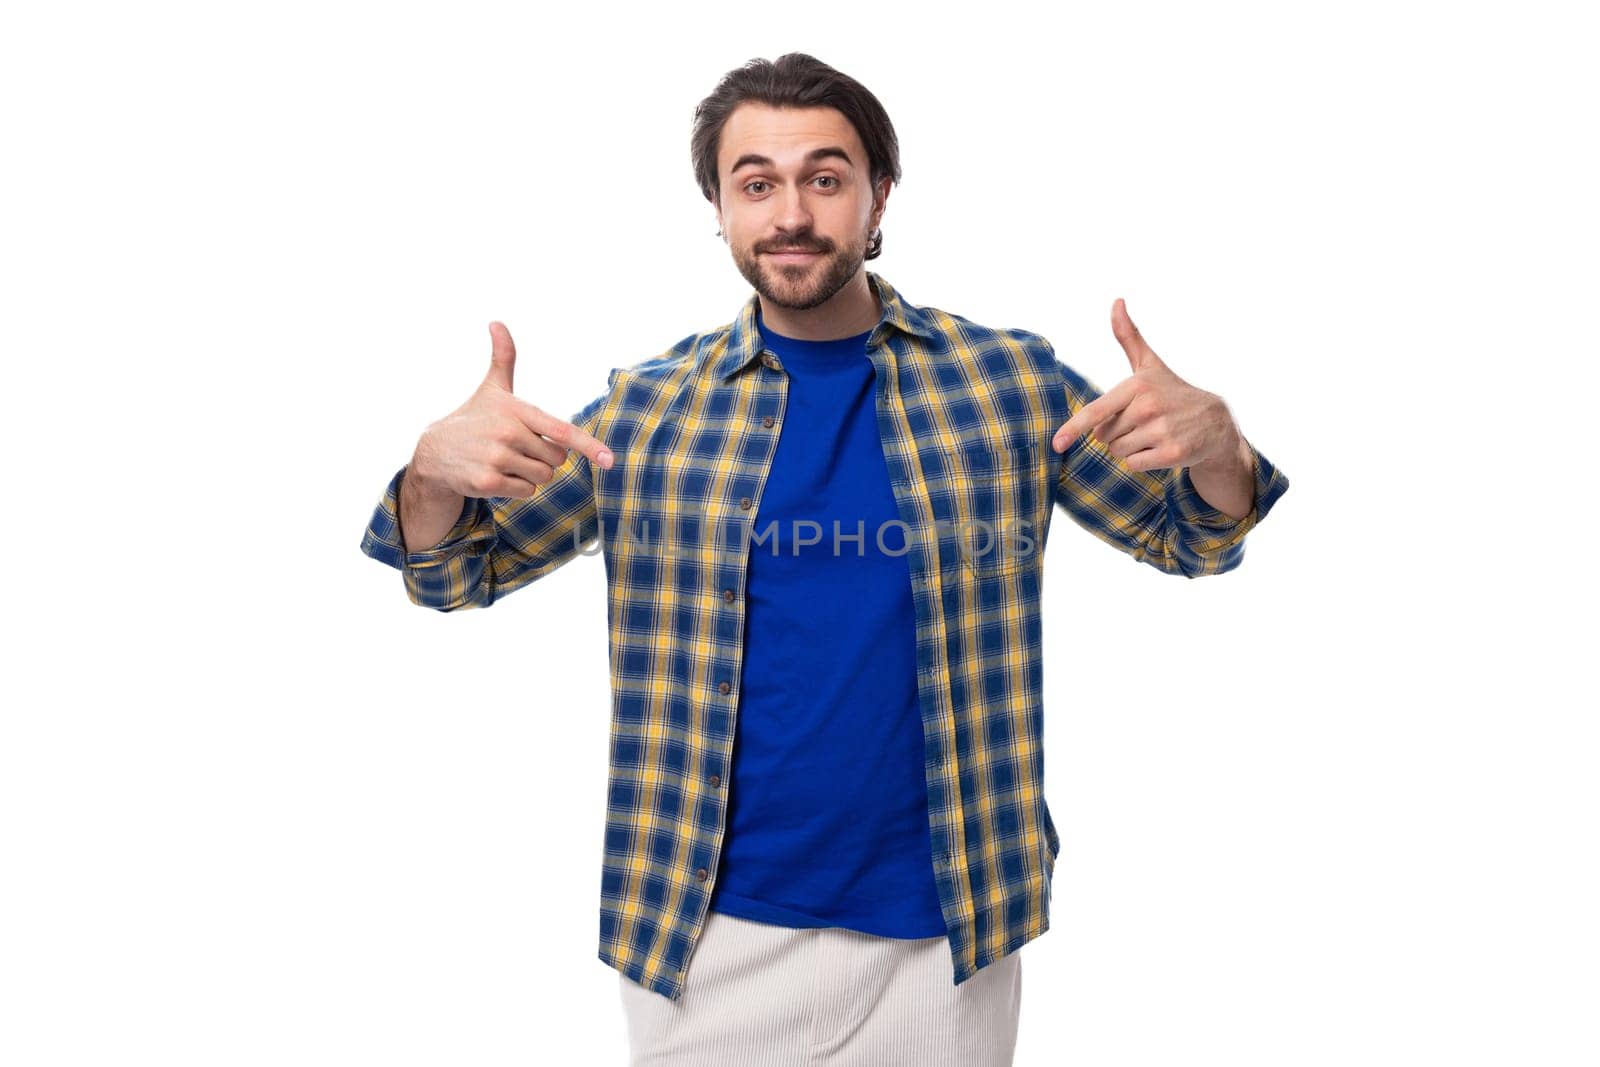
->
[871, 175, 892, 228]
[707, 188, 724, 238]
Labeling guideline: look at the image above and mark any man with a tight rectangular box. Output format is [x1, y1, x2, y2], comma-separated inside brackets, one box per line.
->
[359, 52, 1289, 1067]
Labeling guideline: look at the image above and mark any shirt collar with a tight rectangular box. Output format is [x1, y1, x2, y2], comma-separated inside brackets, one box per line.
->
[712, 270, 939, 383]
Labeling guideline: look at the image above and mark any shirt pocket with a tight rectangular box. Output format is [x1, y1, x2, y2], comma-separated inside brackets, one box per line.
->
[944, 440, 1041, 577]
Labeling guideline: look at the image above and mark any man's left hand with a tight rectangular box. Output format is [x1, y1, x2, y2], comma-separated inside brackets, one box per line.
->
[1050, 299, 1242, 472]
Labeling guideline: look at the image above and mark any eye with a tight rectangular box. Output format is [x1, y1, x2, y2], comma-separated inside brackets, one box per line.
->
[814, 175, 839, 189]
[744, 180, 769, 195]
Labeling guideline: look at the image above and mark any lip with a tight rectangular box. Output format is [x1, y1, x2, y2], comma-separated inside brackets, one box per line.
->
[766, 249, 821, 261]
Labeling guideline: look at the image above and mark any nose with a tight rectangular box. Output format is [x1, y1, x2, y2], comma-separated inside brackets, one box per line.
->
[772, 182, 813, 235]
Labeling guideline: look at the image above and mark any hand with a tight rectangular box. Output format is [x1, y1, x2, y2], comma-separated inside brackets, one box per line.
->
[1050, 299, 1241, 473]
[412, 321, 615, 499]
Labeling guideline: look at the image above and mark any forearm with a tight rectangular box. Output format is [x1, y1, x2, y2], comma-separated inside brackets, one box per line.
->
[1185, 432, 1255, 521]
[398, 452, 468, 554]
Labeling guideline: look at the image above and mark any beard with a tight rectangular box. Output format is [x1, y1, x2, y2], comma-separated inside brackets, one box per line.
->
[730, 228, 868, 311]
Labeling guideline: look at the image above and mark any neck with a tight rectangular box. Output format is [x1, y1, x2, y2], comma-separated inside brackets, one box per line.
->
[757, 270, 880, 341]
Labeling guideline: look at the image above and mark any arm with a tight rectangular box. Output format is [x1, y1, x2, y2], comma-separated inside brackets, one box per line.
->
[1050, 349, 1289, 578]
[358, 379, 616, 610]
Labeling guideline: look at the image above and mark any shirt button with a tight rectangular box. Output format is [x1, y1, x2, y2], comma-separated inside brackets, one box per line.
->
[718, 681, 731, 695]
[739, 497, 752, 510]
[709, 774, 721, 788]
[761, 415, 774, 428]
[761, 354, 779, 369]
[721, 588, 735, 602]
[696, 867, 708, 882]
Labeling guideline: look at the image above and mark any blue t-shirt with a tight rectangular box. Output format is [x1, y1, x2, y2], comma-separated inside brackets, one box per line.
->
[706, 306, 948, 938]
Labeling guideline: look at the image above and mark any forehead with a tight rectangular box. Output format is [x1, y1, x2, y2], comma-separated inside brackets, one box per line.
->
[718, 103, 865, 175]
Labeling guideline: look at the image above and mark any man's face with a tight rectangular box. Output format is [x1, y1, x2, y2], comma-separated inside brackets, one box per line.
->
[714, 102, 889, 312]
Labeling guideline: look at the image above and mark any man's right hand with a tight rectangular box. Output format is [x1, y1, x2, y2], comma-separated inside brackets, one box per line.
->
[398, 322, 614, 554]
[411, 321, 615, 499]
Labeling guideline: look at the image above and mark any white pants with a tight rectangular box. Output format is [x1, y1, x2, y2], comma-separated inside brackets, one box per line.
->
[618, 909, 1022, 1066]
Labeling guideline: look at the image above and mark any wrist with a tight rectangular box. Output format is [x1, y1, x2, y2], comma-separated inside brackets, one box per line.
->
[1193, 430, 1250, 477]
[408, 433, 446, 492]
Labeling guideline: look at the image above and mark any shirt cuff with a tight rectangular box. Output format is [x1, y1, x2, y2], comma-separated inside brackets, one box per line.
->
[358, 464, 491, 571]
[1167, 438, 1291, 549]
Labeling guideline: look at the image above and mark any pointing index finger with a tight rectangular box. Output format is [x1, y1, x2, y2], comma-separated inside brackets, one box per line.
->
[1052, 376, 1137, 450]
[513, 398, 615, 470]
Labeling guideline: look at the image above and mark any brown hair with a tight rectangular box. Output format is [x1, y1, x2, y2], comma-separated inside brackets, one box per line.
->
[690, 53, 902, 260]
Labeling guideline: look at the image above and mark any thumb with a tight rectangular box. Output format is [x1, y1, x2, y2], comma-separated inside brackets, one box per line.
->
[484, 321, 517, 392]
[1111, 298, 1156, 373]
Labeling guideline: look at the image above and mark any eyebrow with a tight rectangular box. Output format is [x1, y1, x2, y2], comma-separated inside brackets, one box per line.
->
[728, 145, 856, 176]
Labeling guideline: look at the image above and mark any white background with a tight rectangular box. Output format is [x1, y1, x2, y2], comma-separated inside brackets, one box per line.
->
[3, 2, 1595, 1064]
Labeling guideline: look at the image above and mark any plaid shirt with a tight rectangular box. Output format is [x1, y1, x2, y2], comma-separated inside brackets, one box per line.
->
[359, 271, 1290, 1000]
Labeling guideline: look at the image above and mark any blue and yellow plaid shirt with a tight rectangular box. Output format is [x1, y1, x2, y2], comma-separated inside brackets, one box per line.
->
[359, 271, 1290, 1000]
